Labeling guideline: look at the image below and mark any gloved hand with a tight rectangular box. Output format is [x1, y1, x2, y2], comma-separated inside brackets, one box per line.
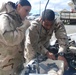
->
[46, 51, 56, 60]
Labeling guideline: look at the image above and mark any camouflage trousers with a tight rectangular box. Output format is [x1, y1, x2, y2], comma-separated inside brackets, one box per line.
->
[0, 69, 21, 75]
[0, 64, 23, 75]
[0, 70, 20, 75]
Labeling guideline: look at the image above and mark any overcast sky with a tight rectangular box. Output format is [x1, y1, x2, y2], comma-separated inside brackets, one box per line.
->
[29, 0, 71, 14]
[1, 0, 72, 14]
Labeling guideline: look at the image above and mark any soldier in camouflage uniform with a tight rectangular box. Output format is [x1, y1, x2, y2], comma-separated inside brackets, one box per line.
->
[24, 9, 69, 70]
[0, 0, 31, 75]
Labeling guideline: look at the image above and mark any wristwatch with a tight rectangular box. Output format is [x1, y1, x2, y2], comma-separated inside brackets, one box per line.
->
[58, 52, 64, 56]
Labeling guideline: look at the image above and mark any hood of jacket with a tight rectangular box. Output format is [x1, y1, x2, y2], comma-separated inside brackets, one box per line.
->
[0, 2, 15, 14]
[0, 2, 22, 22]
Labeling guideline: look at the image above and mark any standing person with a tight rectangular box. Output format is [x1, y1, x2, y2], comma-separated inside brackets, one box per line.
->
[24, 9, 69, 70]
[0, 0, 31, 75]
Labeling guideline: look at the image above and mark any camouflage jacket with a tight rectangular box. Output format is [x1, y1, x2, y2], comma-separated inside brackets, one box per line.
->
[0, 2, 30, 75]
[24, 19, 69, 64]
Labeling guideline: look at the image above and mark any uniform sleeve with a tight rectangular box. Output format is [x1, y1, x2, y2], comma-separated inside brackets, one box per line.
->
[25, 22, 48, 61]
[0, 15, 24, 46]
[54, 20, 69, 53]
